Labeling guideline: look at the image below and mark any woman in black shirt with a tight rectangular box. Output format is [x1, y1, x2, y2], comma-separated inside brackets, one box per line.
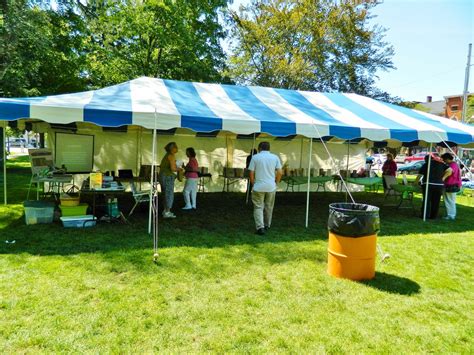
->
[416, 154, 452, 219]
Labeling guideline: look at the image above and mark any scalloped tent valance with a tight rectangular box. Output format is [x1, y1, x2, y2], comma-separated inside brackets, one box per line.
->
[1, 77, 473, 145]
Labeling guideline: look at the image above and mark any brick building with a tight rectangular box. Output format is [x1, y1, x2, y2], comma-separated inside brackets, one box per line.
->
[444, 93, 473, 121]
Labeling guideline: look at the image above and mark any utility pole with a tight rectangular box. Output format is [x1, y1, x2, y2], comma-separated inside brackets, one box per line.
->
[461, 43, 472, 123]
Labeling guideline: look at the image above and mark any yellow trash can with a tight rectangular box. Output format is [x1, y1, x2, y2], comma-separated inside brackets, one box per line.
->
[327, 203, 380, 281]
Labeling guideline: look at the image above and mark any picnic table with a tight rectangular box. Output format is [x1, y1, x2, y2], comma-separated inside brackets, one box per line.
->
[334, 176, 383, 192]
[282, 176, 333, 192]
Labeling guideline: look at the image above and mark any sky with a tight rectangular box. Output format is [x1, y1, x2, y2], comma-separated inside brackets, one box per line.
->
[229, 0, 474, 103]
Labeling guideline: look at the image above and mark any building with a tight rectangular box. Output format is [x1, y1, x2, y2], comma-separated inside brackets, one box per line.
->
[422, 96, 445, 116]
[444, 93, 473, 121]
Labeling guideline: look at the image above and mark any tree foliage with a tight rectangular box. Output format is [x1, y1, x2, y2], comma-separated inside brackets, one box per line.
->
[1, 0, 399, 102]
[0, 0, 87, 97]
[466, 95, 474, 123]
[77, 0, 229, 87]
[0, 0, 229, 96]
[227, 0, 395, 99]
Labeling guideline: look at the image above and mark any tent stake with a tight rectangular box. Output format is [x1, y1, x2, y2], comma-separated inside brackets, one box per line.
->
[422, 143, 433, 221]
[305, 138, 313, 228]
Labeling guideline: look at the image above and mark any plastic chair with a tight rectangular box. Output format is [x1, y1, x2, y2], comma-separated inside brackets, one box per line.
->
[382, 175, 399, 206]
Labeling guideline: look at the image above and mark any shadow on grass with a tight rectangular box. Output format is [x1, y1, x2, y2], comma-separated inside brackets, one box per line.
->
[360, 272, 421, 295]
[1, 159, 473, 260]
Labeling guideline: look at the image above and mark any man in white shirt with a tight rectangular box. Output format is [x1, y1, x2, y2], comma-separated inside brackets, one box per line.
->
[248, 142, 283, 235]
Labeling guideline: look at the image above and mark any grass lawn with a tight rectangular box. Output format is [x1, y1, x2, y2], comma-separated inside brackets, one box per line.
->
[1, 156, 473, 353]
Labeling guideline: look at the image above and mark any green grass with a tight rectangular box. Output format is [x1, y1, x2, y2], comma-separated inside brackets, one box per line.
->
[1, 156, 473, 353]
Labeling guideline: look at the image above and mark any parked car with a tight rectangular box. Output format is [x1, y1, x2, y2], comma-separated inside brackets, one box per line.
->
[404, 152, 439, 163]
[6, 138, 26, 147]
[394, 154, 406, 164]
[398, 161, 424, 173]
[371, 153, 386, 165]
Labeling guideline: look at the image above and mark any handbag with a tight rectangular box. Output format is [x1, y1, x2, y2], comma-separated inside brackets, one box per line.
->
[445, 184, 460, 193]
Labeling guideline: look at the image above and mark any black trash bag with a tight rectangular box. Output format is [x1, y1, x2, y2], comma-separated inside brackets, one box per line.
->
[328, 203, 380, 238]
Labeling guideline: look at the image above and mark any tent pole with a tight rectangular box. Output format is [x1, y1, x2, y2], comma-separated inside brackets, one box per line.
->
[305, 138, 313, 228]
[435, 132, 473, 180]
[246, 133, 256, 205]
[423, 143, 433, 222]
[149, 117, 158, 234]
[3, 125, 6, 205]
[345, 141, 350, 202]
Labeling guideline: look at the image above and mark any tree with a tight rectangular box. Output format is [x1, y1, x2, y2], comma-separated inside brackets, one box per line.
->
[0, 0, 87, 97]
[0, 0, 231, 96]
[466, 95, 474, 123]
[78, 0, 230, 87]
[227, 0, 395, 100]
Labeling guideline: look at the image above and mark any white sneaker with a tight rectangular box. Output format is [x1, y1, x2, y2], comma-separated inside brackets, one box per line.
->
[182, 206, 193, 210]
[163, 212, 176, 219]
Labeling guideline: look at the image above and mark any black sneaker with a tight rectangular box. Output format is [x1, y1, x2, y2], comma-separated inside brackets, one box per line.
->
[256, 228, 266, 235]
[264, 226, 270, 231]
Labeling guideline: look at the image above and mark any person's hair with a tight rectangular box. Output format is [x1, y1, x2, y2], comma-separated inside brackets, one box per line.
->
[258, 142, 270, 151]
[164, 142, 177, 153]
[186, 147, 196, 158]
[250, 149, 257, 155]
[386, 153, 394, 160]
[441, 153, 453, 161]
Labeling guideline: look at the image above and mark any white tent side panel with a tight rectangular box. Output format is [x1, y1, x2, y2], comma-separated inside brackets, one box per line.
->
[44, 125, 367, 193]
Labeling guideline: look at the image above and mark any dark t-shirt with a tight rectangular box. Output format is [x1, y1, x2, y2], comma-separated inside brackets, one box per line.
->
[419, 160, 448, 186]
[246, 155, 254, 169]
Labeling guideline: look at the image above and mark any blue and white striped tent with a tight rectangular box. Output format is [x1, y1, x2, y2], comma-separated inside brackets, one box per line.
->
[1, 76, 473, 145]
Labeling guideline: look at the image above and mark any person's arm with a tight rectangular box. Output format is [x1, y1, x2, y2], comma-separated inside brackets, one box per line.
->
[248, 158, 255, 185]
[275, 169, 283, 184]
[442, 167, 452, 181]
[168, 154, 178, 172]
[249, 171, 255, 185]
[415, 164, 426, 184]
[275, 157, 283, 184]
[391, 161, 398, 175]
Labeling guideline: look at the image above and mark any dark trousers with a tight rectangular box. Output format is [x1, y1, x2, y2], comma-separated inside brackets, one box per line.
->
[421, 185, 443, 219]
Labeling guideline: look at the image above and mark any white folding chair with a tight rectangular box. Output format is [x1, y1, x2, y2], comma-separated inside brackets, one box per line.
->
[129, 181, 150, 217]
[383, 175, 400, 206]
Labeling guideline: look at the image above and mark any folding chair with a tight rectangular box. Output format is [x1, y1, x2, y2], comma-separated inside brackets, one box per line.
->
[382, 175, 399, 206]
[128, 181, 150, 216]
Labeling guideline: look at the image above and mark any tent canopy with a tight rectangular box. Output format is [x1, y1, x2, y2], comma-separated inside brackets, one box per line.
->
[1, 77, 473, 144]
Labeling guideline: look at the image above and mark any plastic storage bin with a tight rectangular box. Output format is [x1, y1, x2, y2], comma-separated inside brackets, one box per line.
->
[24, 201, 55, 225]
[60, 215, 97, 228]
[60, 194, 80, 207]
[59, 203, 89, 217]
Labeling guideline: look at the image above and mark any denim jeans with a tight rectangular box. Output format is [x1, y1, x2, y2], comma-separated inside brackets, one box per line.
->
[160, 175, 175, 210]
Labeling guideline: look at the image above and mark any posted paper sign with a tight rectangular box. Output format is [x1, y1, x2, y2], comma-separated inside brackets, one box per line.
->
[90, 173, 103, 190]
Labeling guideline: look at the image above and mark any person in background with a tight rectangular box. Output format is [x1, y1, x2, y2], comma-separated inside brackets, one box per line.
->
[246, 149, 257, 169]
[159, 142, 182, 219]
[248, 142, 283, 235]
[245, 149, 258, 193]
[182, 147, 199, 211]
[415, 153, 452, 220]
[381, 153, 397, 188]
[441, 153, 462, 220]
